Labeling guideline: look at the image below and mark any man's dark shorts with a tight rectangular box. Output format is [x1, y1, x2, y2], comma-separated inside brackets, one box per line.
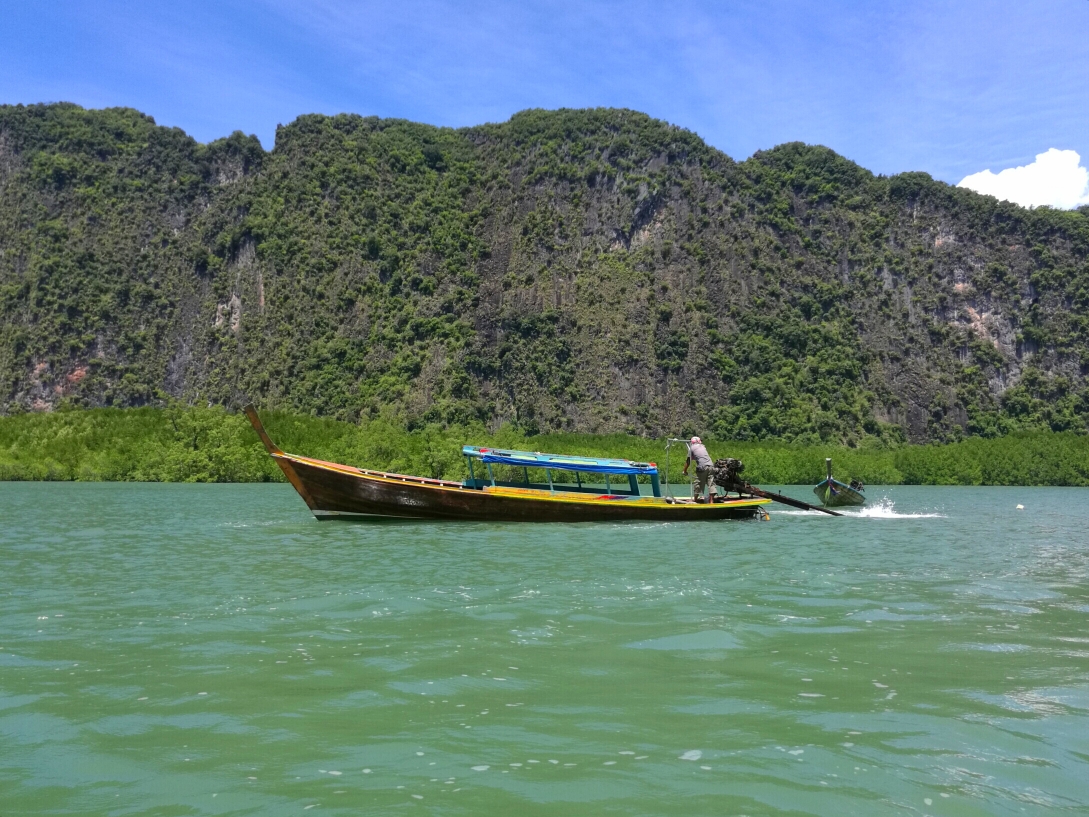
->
[694, 466, 713, 498]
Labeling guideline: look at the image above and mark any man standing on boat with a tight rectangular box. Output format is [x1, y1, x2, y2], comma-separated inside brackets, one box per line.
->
[682, 436, 715, 503]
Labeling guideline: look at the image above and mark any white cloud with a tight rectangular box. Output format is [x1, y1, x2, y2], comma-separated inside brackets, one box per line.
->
[958, 148, 1089, 209]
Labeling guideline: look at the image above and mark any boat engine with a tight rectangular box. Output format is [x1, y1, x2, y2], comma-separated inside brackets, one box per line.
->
[711, 457, 746, 493]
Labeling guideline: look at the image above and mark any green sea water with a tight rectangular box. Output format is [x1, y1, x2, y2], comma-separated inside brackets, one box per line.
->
[2, 483, 1088, 816]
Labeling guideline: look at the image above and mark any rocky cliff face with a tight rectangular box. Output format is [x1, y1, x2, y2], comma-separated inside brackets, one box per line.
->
[1, 103, 1087, 442]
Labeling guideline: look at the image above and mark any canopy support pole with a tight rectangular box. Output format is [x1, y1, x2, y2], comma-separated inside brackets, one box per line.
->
[546, 468, 554, 494]
[486, 463, 496, 487]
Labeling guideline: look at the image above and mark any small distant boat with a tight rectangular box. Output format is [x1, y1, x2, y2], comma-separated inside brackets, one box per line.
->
[812, 458, 866, 508]
[244, 406, 771, 522]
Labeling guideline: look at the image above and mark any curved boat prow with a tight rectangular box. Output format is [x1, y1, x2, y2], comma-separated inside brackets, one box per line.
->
[243, 404, 283, 455]
[243, 404, 321, 511]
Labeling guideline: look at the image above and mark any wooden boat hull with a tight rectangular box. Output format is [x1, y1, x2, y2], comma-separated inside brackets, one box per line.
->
[812, 479, 866, 507]
[277, 453, 770, 522]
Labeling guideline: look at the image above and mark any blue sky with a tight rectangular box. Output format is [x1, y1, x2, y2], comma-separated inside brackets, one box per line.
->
[3, 0, 1089, 196]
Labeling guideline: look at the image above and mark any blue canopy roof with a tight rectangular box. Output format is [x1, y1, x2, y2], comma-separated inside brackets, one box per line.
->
[462, 446, 657, 476]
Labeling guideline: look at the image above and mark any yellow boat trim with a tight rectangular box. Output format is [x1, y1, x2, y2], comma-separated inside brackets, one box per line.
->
[482, 484, 770, 508]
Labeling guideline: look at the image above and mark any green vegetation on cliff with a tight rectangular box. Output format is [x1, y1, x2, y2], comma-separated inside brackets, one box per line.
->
[2, 407, 1087, 487]
[1, 103, 1088, 444]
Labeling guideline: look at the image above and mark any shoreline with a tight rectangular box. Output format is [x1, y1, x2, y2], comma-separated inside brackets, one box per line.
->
[2, 406, 1088, 487]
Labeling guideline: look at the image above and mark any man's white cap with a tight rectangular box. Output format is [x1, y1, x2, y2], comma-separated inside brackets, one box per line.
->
[690, 436, 701, 444]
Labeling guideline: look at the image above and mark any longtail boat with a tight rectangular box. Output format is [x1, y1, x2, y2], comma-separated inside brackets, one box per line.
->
[812, 457, 866, 508]
[244, 405, 771, 522]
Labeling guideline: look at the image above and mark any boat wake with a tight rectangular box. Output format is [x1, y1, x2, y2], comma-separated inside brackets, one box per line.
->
[776, 497, 946, 519]
[849, 497, 945, 518]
